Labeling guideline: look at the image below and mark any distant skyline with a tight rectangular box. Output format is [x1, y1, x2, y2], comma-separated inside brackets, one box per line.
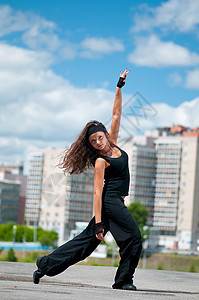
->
[0, 0, 199, 164]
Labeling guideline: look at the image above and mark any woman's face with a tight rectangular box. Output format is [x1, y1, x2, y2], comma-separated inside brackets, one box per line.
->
[88, 131, 108, 150]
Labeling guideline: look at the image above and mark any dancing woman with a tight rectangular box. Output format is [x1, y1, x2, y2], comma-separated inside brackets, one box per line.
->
[33, 69, 142, 290]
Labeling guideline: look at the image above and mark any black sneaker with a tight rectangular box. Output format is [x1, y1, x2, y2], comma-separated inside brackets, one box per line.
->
[33, 270, 42, 284]
[122, 283, 137, 290]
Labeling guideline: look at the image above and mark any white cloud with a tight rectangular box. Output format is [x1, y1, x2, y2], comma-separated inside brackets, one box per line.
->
[168, 72, 182, 86]
[154, 98, 199, 127]
[81, 37, 124, 58]
[128, 35, 199, 67]
[132, 0, 199, 33]
[0, 136, 66, 166]
[185, 69, 199, 89]
[0, 5, 64, 54]
[0, 43, 53, 71]
[0, 40, 198, 164]
[0, 43, 114, 164]
[0, 5, 29, 36]
[124, 96, 199, 134]
[60, 41, 78, 60]
[22, 26, 61, 51]
[0, 5, 124, 61]
[0, 4, 65, 55]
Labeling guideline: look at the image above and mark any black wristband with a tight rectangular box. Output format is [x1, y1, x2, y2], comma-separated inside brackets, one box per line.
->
[95, 222, 104, 235]
[117, 77, 125, 88]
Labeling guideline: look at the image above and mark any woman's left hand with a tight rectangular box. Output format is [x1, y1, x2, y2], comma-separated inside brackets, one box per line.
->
[96, 229, 105, 243]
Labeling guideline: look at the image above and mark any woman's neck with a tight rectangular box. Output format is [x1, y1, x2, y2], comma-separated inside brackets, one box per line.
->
[99, 144, 113, 156]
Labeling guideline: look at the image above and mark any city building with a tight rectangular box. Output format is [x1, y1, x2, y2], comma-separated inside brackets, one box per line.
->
[153, 135, 199, 251]
[177, 136, 199, 250]
[130, 144, 156, 225]
[0, 179, 20, 224]
[122, 135, 156, 226]
[24, 125, 199, 250]
[25, 152, 44, 227]
[0, 165, 27, 224]
[25, 149, 94, 245]
[65, 168, 94, 238]
[0, 164, 24, 175]
[123, 127, 199, 251]
[153, 138, 182, 248]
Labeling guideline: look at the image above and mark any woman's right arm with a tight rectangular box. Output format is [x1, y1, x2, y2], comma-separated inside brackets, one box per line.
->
[94, 158, 106, 243]
[109, 69, 130, 144]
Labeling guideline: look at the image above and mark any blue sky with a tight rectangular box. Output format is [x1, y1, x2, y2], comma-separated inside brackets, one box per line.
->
[0, 0, 199, 164]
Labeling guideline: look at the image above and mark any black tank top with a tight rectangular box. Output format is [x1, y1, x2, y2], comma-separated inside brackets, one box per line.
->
[98, 145, 130, 197]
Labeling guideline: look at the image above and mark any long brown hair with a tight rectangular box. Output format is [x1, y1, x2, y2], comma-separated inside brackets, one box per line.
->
[58, 120, 115, 175]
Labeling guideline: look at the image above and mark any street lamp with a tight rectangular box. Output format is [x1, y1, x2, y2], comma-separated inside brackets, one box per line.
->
[13, 225, 17, 243]
[33, 220, 37, 242]
[142, 226, 149, 269]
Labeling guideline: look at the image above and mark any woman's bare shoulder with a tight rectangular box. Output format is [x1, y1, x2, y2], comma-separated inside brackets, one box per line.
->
[95, 157, 110, 169]
[95, 157, 106, 167]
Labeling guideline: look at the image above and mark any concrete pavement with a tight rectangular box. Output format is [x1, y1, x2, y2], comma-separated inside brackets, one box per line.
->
[0, 261, 199, 299]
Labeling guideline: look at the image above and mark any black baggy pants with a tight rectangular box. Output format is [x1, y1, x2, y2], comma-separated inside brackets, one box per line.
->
[37, 195, 142, 288]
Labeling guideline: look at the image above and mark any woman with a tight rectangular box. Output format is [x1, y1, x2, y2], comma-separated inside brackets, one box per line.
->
[33, 69, 142, 290]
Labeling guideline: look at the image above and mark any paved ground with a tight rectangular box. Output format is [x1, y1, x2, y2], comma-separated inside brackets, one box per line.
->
[0, 261, 199, 299]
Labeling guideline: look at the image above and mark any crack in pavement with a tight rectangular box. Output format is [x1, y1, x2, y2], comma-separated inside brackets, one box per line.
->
[0, 276, 199, 296]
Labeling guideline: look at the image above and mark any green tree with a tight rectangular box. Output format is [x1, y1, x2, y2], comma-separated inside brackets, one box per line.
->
[0, 223, 15, 241]
[0, 223, 34, 242]
[6, 248, 18, 262]
[25, 226, 35, 242]
[37, 227, 58, 247]
[16, 225, 34, 242]
[127, 201, 150, 242]
[0, 223, 58, 247]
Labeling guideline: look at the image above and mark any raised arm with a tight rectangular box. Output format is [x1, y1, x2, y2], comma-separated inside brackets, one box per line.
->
[109, 69, 130, 143]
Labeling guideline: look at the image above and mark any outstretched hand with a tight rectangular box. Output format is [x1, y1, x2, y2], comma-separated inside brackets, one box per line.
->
[120, 68, 130, 83]
[117, 68, 130, 88]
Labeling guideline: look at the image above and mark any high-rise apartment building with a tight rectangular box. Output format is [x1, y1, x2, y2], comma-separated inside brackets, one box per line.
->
[177, 136, 199, 250]
[65, 170, 94, 235]
[122, 135, 156, 225]
[37, 149, 67, 245]
[124, 127, 199, 251]
[153, 135, 199, 250]
[25, 149, 94, 244]
[153, 139, 181, 248]
[25, 152, 44, 226]
[0, 179, 20, 224]
[130, 145, 156, 225]
[0, 165, 27, 224]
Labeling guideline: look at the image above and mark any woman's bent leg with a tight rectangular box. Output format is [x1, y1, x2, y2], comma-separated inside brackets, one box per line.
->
[36, 217, 102, 278]
[104, 196, 142, 289]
